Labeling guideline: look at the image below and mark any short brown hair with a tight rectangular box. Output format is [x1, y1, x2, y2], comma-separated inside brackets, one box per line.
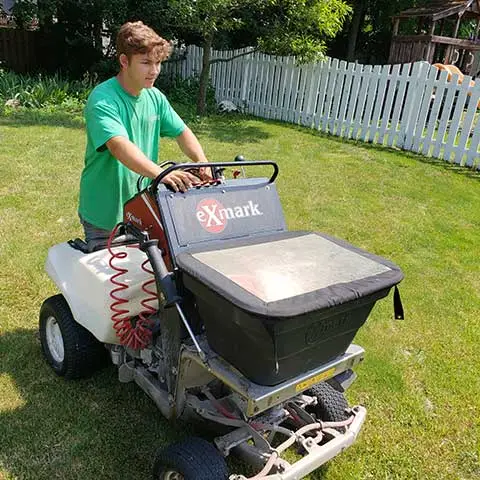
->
[116, 21, 172, 61]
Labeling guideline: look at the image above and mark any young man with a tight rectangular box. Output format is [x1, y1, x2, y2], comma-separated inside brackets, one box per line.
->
[78, 21, 210, 244]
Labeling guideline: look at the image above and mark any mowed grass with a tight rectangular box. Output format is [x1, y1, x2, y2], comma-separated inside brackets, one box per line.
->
[0, 109, 479, 480]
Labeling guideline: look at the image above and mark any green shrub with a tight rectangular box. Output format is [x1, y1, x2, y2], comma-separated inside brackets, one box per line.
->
[0, 67, 216, 120]
[0, 68, 94, 113]
[157, 75, 217, 115]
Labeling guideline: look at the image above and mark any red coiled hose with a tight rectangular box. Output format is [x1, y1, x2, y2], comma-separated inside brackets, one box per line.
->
[107, 225, 156, 350]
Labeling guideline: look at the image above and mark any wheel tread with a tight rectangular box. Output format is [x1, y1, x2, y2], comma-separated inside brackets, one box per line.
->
[40, 294, 107, 379]
[307, 382, 349, 422]
[153, 437, 228, 479]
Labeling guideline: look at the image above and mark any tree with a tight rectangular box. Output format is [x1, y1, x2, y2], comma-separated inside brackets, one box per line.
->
[346, 0, 366, 61]
[165, 0, 351, 115]
[13, 0, 350, 114]
[329, 0, 433, 64]
[13, 0, 124, 76]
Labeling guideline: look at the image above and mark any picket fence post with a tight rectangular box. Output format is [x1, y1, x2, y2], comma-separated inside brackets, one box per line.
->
[398, 62, 429, 150]
[170, 46, 480, 170]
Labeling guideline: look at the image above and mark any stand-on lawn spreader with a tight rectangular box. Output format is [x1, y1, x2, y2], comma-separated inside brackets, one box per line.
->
[40, 160, 404, 479]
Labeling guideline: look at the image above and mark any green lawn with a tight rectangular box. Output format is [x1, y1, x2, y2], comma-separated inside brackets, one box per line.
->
[0, 109, 479, 480]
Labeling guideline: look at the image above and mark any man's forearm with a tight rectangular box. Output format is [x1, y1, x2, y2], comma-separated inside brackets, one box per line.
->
[175, 127, 208, 163]
[106, 136, 162, 179]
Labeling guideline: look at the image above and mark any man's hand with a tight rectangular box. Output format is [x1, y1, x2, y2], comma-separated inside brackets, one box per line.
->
[197, 159, 214, 181]
[161, 170, 200, 192]
[176, 128, 212, 181]
[106, 135, 208, 193]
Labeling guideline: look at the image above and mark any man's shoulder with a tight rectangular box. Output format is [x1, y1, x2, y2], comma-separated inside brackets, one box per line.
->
[87, 78, 119, 106]
[145, 86, 169, 105]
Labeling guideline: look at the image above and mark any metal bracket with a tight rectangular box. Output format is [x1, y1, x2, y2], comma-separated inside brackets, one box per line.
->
[118, 361, 135, 383]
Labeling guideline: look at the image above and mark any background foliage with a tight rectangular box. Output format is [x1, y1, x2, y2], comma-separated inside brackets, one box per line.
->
[329, 0, 480, 64]
[12, 0, 480, 79]
[0, 67, 217, 121]
[12, 0, 350, 76]
[12, 0, 352, 113]
[0, 68, 93, 112]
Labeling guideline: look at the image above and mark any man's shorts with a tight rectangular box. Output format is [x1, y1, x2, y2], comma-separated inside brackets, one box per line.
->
[79, 215, 112, 244]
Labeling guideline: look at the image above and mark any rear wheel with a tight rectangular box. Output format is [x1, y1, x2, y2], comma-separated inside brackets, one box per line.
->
[306, 382, 349, 422]
[153, 437, 228, 480]
[39, 294, 107, 379]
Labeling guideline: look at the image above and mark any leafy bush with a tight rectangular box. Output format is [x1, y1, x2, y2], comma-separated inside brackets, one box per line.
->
[0, 68, 95, 113]
[157, 74, 217, 114]
[0, 67, 216, 121]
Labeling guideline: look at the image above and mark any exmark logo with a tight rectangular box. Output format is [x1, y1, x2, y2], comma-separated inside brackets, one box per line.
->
[196, 198, 263, 233]
[126, 211, 143, 226]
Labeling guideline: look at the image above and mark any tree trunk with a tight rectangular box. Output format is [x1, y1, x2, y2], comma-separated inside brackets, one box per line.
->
[347, 1, 366, 62]
[93, 1, 103, 57]
[197, 37, 213, 116]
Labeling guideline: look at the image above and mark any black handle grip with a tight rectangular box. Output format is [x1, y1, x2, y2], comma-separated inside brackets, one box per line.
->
[141, 240, 181, 307]
[150, 160, 279, 193]
[136, 161, 178, 193]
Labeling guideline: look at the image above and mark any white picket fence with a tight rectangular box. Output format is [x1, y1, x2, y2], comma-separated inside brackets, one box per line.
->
[164, 45, 480, 169]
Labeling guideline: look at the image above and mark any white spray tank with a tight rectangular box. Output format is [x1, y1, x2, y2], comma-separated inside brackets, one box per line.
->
[45, 243, 158, 344]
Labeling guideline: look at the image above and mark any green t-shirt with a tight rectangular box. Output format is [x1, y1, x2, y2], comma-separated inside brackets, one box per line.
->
[78, 77, 186, 230]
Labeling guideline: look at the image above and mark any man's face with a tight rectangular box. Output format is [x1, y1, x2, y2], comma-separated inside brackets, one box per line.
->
[121, 53, 161, 91]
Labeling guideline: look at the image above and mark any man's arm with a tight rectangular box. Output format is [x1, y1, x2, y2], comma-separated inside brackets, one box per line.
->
[175, 127, 207, 162]
[106, 136, 198, 192]
[176, 127, 212, 179]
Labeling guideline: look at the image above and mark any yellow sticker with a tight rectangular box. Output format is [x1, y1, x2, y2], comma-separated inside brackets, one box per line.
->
[295, 368, 336, 392]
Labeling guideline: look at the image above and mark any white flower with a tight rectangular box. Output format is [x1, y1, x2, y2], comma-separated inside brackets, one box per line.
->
[5, 98, 20, 108]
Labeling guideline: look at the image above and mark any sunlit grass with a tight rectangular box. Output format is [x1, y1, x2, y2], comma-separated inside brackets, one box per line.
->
[0, 109, 479, 480]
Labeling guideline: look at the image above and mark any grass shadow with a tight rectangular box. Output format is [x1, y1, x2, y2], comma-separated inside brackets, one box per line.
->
[0, 109, 85, 129]
[0, 109, 271, 147]
[192, 113, 271, 144]
[1, 329, 315, 479]
[260, 119, 480, 182]
[0, 106, 478, 184]
[0, 329, 181, 480]
[0, 328, 330, 479]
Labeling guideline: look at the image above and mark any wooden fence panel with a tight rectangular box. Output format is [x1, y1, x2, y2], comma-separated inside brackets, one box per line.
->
[351, 65, 372, 140]
[420, 70, 449, 156]
[0, 28, 46, 73]
[272, 57, 285, 120]
[313, 57, 331, 130]
[286, 61, 300, 123]
[387, 63, 412, 147]
[250, 53, 262, 117]
[368, 65, 389, 143]
[320, 58, 337, 132]
[455, 84, 480, 165]
[248, 52, 260, 116]
[432, 78, 458, 158]
[292, 64, 305, 124]
[329, 60, 346, 135]
[466, 104, 480, 167]
[399, 62, 428, 149]
[410, 65, 438, 153]
[167, 46, 480, 170]
[337, 61, 355, 138]
[360, 64, 381, 141]
[378, 64, 400, 144]
[343, 63, 362, 139]
[443, 78, 471, 162]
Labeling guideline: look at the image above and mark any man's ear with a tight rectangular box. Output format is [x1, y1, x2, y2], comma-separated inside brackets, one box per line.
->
[119, 53, 129, 70]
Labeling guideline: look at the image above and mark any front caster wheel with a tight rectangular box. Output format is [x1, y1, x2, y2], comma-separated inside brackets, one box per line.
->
[39, 294, 107, 379]
[306, 382, 349, 422]
[153, 437, 228, 480]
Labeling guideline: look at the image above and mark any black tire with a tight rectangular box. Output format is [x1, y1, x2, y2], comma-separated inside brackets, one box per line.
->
[153, 437, 228, 480]
[306, 382, 349, 422]
[39, 294, 107, 379]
